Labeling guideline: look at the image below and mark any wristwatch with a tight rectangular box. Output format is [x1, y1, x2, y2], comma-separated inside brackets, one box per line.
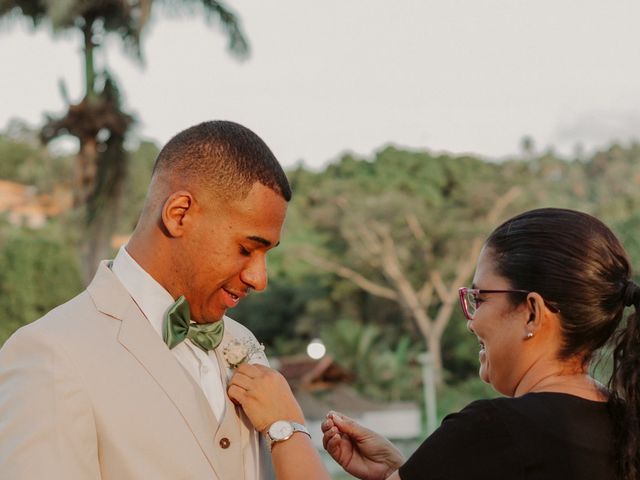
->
[264, 420, 311, 450]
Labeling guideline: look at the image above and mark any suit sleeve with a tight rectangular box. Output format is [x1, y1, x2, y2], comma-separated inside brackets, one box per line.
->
[0, 324, 101, 479]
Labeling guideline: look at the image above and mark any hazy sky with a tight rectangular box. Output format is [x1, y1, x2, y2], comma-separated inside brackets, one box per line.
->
[2, 0, 639, 168]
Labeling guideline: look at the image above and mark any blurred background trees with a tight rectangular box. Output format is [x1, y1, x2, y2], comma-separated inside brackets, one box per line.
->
[1, 121, 640, 407]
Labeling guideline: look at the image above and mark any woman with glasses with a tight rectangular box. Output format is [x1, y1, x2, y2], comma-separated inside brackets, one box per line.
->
[228, 208, 640, 480]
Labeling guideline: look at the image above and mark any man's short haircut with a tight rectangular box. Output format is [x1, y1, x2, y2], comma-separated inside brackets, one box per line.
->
[152, 121, 292, 201]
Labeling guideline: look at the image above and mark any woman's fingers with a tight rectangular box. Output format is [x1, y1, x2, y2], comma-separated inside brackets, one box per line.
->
[234, 362, 263, 378]
[322, 411, 354, 453]
[325, 431, 345, 460]
[227, 384, 246, 405]
[230, 364, 281, 394]
[228, 364, 306, 433]
[322, 425, 339, 449]
[228, 371, 253, 391]
[330, 411, 368, 439]
[321, 417, 335, 433]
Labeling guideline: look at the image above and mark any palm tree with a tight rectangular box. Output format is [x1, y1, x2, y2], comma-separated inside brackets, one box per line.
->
[0, 0, 250, 280]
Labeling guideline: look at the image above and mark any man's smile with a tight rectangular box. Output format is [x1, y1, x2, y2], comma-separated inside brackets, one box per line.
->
[221, 287, 247, 308]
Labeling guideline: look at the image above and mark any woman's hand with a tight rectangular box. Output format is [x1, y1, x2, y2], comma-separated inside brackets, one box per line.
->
[322, 412, 405, 480]
[230, 364, 332, 480]
[228, 364, 305, 433]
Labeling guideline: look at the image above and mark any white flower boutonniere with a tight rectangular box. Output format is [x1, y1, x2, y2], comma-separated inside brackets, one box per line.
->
[222, 338, 265, 368]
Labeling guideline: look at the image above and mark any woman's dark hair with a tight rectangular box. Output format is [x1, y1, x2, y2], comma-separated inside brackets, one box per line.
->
[486, 208, 640, 480]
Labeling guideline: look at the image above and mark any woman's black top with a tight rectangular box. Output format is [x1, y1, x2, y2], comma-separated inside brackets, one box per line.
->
[398, 392, 615, 480]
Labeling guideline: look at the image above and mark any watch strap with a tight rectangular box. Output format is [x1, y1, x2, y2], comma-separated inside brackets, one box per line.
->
[265, 421, 311, 450]
[290, 421, 310, 438]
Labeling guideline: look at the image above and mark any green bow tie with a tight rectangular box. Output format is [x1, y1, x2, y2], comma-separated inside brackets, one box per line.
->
[163, 296, 225, 352]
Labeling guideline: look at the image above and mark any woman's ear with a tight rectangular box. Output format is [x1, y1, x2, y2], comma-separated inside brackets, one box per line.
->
[524, 292, 546, 339]
[161, 191, 193, 238]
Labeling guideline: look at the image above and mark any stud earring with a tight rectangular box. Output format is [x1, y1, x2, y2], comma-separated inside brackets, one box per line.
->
[526, 332, 534, 339]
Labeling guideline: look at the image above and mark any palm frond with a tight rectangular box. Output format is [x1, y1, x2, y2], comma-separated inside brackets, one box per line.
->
[157, 0, 250, 59]
[200, 0, 249, 58]
[0, 0, 48, 27]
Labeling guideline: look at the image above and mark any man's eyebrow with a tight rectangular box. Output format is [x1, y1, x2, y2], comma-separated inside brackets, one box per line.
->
[246, 236, 280, 248]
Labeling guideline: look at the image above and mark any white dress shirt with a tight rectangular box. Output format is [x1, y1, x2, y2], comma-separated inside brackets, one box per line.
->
[111, 246, 226, 421]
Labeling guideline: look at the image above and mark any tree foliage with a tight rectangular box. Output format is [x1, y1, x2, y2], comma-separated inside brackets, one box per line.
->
[0, 222, 83, 345]
[287, 147, 522, 382]
[0, 134, 155, 344]
[321, 318, 422, 402]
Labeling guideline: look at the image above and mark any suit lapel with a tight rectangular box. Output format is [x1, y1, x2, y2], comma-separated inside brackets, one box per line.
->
[213, 327, 250, 479]
[87, 262, 223, 478]
[217, 324, 275, 479]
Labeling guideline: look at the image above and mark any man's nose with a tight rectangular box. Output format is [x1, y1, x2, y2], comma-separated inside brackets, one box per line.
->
[241, 254, 268, 292]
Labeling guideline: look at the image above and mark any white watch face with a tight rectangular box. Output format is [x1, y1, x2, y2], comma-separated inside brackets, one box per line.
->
[269, 420, 294, 441]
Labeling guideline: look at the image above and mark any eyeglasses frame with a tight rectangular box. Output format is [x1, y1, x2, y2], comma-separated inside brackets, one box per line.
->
[458, 287, 560, 321]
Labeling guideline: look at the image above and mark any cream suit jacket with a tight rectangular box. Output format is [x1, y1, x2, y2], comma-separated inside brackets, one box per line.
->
[0, 262, 274, 480]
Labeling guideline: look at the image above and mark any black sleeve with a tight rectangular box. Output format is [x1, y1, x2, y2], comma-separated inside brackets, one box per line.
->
[398, 400, 524, 480]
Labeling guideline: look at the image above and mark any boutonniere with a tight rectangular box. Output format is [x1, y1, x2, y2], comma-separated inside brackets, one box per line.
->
[222, 337, 265, 368]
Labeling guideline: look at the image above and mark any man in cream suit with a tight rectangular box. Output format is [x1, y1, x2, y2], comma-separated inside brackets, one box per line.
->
[0, 121, 291, 479]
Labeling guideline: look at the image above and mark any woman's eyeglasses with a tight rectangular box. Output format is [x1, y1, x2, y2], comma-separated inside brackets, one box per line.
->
[458, 287, 560, 321]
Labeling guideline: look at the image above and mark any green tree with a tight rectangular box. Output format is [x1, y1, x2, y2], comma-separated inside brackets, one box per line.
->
[0, 223, 84, 346]
[321, 318, 422, 402]
[0, 120, 74, 190]
[586, 143, 640, 224]
[115, 139, 159, 234]
[0, 132, 163, 344]
[519, 135, 535, 159]
[293, 148, 521, 383]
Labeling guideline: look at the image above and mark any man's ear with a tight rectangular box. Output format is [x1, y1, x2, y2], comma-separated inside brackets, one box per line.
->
[161, 191, 194, 238]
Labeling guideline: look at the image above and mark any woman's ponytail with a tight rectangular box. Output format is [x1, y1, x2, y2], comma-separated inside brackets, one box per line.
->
[609, 280, 640, 480]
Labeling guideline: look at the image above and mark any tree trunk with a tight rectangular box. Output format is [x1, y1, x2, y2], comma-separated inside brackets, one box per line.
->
[80, 202, 120, 284]
[83, 23, 96, 101]
[80, 135, 128, 283]
[74, 138, 98, 208]
[80, 213, 112, 284]
[426, 333, 443, 384]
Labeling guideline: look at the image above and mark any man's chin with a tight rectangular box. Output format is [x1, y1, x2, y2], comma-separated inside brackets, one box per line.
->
[193, 308, 226, 324]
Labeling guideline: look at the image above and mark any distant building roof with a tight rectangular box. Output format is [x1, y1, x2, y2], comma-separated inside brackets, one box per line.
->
[0, 180, 72, 228]
[274, 354, 422, 441]
[276, 354, 353, 390]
